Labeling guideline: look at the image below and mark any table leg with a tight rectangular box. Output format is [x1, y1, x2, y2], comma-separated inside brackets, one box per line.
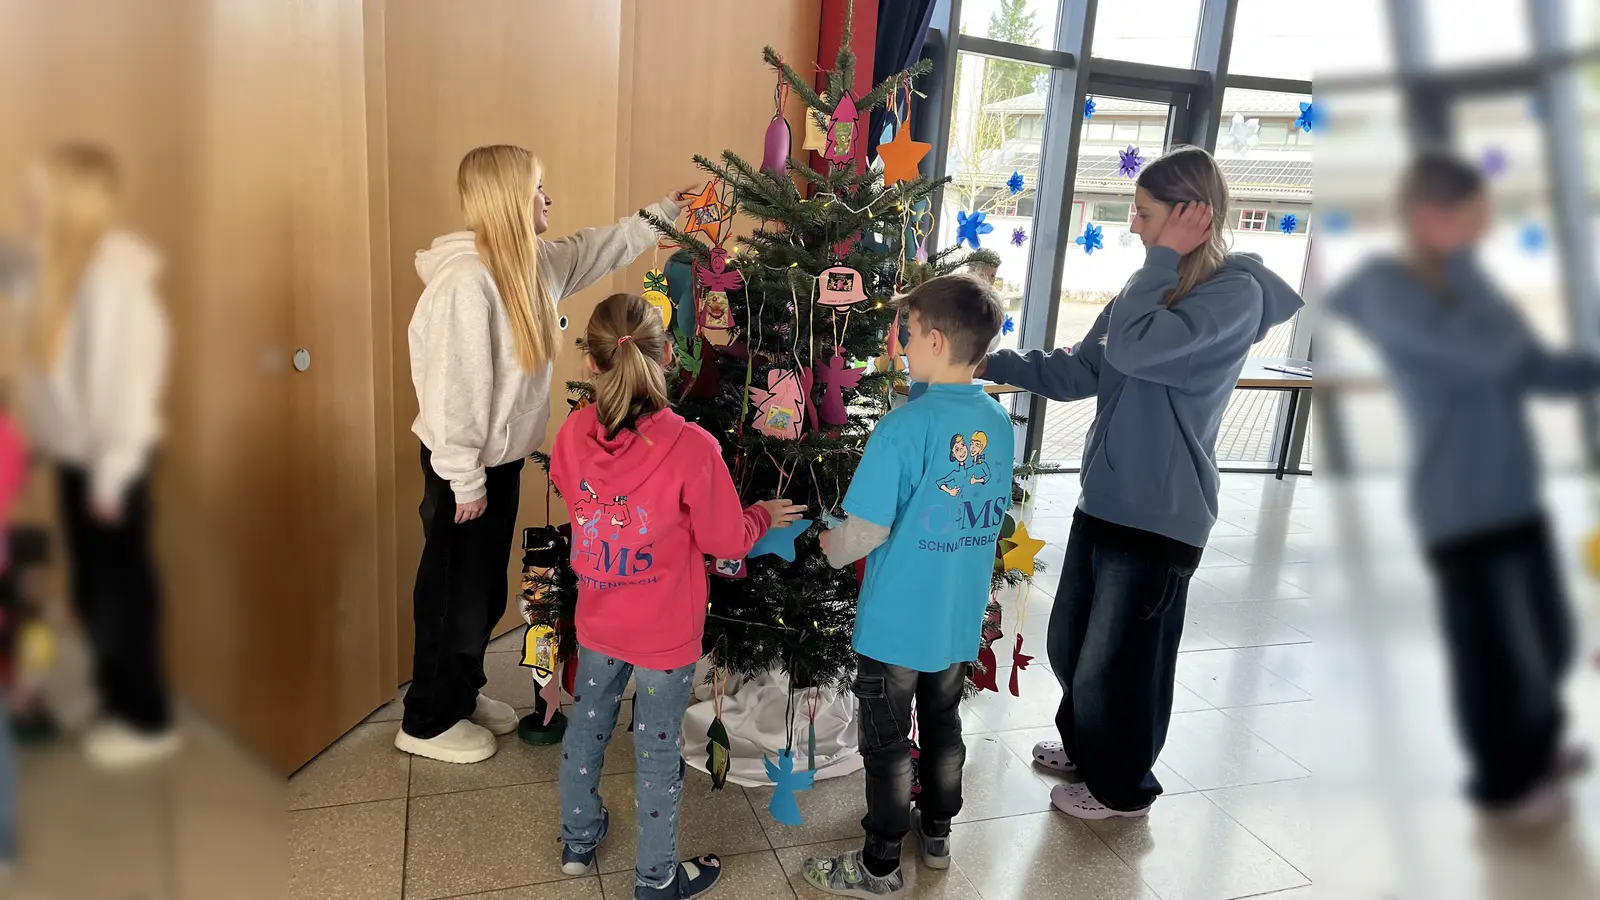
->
[1275, 389, 1301, 480]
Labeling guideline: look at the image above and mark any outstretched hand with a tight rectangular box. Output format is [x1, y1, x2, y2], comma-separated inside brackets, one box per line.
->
[1154, 202, 1214, 256]
[758, 498, 807, 528]
[669, 183, 704, 208]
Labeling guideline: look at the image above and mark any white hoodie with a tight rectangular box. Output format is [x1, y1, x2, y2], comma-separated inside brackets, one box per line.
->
[18, 231, 170, 508]
[409, 197, 679, 504]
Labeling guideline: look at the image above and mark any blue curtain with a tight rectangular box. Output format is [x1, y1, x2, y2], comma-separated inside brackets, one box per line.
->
[868, 0, 939, 160]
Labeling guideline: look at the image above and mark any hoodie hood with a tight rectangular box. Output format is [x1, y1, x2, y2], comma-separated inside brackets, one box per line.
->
[1221, 252, 1305, 341]
[415, 231, 480, 284]
[559, 404, 688, 499]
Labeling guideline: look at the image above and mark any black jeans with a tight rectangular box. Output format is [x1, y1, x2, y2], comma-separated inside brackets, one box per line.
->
[402, 445, 523, 739]
[1049, 512, 1198, 811]
[853, 654, 966, 862]
[57, 466, 172, 732]
[1425, 517, 1573, 808]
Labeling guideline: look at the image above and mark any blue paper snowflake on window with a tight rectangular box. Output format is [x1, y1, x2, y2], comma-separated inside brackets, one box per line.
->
[1084, 97, 1096, 120]
[1075, 222, 1104, 255]
[1117, 145, 1145, 178]
[1519, 222, 1547, 253]
[1277, 214, 1298, 234]
[1011, 227, 1028, 247]
[1006, 171, 1025, 194]
[1002, 314, 1016, 336]
[1294, 102, 1315, 133]
[1323, 210, 1350, 233]
[956, 210, 994, 249]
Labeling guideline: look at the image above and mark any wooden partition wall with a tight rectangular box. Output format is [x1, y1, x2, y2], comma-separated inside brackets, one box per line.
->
[0, 0, 821, 772]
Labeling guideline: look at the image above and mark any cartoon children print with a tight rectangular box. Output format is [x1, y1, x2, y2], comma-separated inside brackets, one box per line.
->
[937, 433, 971, 496]
[936, 431, 991, 497]
[571, 479, 633, 541]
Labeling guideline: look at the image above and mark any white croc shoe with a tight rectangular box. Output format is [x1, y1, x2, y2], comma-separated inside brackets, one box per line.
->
[84, 721, 181, 770]
[471, 693, 520, 736]
[395, 719, 498, 764]
[1050, 782, 1151, 821]
[1030, 739, 1078, 774]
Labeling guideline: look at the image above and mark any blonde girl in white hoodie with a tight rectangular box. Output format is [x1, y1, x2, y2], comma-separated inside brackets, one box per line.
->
[399, 144, 694, 763]
[1, 143, 175, 769]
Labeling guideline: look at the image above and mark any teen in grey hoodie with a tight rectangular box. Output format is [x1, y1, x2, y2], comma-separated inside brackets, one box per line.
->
[1327, 152, 1597, 822]
[980, 147, 1304, 818]
[398, 144, 694, 765]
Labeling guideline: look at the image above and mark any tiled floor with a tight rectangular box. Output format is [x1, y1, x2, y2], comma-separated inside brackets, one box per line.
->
[286, 473, 1321, 900]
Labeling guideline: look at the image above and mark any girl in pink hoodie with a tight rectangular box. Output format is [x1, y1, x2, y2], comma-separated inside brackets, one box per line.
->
[551, 293, 803, 899]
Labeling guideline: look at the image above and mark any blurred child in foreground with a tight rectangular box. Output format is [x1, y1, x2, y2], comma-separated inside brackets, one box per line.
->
[0, 403, 25, 876]
[1327, 151, 1596, 824]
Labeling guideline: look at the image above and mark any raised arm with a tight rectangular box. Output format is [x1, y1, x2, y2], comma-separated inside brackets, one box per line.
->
[539, 197, 682, 301]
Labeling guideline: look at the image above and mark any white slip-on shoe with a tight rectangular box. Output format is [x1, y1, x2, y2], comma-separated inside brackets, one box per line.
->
[84, 721, 181, 770]
[1049, 782, 1151, 821]
[394, 719, 498, 764]
[470, 693, 520, 736]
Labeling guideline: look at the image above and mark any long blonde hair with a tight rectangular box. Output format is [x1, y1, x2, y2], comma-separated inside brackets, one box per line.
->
[32, 142, 120, 367]
[585, 293, 670, 437]
[458, 145, 559, 372]
[1136, 145, 1230, 305]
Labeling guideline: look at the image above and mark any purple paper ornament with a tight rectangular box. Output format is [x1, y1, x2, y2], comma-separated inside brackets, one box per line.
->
[1010, 227, 1028, 247]
[1117, 146, 1144, 178]
[814, 354, 865, 426]
[762, 112, 792, 176]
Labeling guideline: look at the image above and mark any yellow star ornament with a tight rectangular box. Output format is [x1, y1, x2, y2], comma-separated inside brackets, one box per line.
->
[876, 124, 931, 187]
[1001, 521, 1047, 576]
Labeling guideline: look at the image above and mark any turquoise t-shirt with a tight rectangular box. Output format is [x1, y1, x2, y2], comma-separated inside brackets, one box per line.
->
[844, 382, 1016, 672]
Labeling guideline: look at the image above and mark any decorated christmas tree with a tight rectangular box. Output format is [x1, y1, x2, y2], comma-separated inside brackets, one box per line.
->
[635, 6, 1002, 690]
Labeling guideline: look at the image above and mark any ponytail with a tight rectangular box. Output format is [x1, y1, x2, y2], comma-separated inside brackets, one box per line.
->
[585, 293, 670, 437]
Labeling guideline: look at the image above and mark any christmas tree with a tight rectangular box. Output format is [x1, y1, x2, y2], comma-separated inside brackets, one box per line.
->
[635, 5, 1004, 689]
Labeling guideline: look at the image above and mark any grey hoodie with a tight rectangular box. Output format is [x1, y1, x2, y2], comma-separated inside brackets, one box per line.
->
[1327, 250, 1600, 545]
[986, 246, 1304, 548]
[409, 198, 679, 503]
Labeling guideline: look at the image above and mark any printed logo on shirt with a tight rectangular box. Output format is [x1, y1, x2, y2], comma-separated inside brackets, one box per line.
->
[571, 479, 657, 588]
[919, 429, 1006, 554]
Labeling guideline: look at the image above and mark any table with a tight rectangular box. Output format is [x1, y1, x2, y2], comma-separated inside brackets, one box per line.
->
[1233, 357, 1313, 479]
[892, 379, 1029, 397]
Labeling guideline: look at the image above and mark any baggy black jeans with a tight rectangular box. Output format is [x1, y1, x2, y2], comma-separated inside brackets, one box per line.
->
[1049, 513, 1197, 811]
[853, 654, 966, 862]
[402, 445, 524, 739]
[1425, 517, 1574, 808]
[57, 466, 172, 732]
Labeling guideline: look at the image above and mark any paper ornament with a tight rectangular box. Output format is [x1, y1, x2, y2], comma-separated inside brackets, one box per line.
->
[876, 118, 931, 186]
[750, 369, 806, 438]
[666, 250, 697, 339]
[750, 518, 812, 562]
[685, 341, 723, 398]
[1076, 222, 1104, 255]
[1002, 314, 1015, 336]
[1520, 222, 1547, 252]
[1006, 170, 1025, 194]
[695, 247, 744, 293]
[764, 749, 815, 825]
[1117, 145, 1145, 178]
[521, 623, 558, 678]
[1294, 101, 1315, 133]
[1277, 213, 1299, 235]
[642, 269, 673, 329]
[969, 597, 1003, 692]
[707, 716, 733, 789]
[824, 93, 860, 166]
[1083, 96, 1096, 119]
[698, 291, 734, 332]
[1001, 521, 1046, 575]
[1322, 210, 1350, 233]
[763, 73, 792, 176]
[710, 557, 747, 579]
[817, 265, 867, 308]
[683, 182, 730, 244]
[1118, 229, 1139, 249]
[956, 210, 994, 249]
[1223, 114, 1261, 154]
[803, 111, 828, 151]
[1482, 147, 1508, 178]
[1010, 227, 1028, 247]
[1008, 634, 1034, 697]
[814, 354, 865, 425]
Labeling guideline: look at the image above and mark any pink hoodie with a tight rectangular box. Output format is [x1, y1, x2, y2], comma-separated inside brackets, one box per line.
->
[0, 412, 26, 575]
[551, 405, 770, 670]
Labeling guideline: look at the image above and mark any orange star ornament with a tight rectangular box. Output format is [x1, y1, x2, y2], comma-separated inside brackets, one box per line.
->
[683, 181, 729, 244]
[877, 123, 931, 187]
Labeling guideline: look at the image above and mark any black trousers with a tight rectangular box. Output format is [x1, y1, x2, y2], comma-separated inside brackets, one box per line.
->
[1425, 517, 1573, 808]
[1049, 512, 1200, 811]
[402, 445, 523, 739]
[57, 466, 172, 732]
[853, 654, 966, 862]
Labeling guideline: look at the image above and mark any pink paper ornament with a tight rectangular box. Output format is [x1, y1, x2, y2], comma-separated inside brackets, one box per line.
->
[750, 369, 806, 439]
[695, 247, 744, 293]
[814, 354, 864, 425]
[817, 266, 866, 308]
[823, 93, 860, 167]
[763, 112, 791, 176]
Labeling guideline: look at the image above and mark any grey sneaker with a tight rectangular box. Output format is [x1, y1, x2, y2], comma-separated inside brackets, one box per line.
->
[912, 809, 951, 870]
[802, 849, 904, 897]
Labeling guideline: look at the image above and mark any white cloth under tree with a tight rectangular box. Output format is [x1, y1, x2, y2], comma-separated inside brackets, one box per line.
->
[681, 662, 862, 788]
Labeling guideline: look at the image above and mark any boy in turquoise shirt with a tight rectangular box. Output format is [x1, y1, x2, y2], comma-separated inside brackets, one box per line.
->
[804, 275, 1012, 897]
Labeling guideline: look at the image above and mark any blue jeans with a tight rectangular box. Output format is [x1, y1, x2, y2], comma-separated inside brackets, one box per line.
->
[1049, 513, 1197, 811]
[559, 645, 696, 890]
